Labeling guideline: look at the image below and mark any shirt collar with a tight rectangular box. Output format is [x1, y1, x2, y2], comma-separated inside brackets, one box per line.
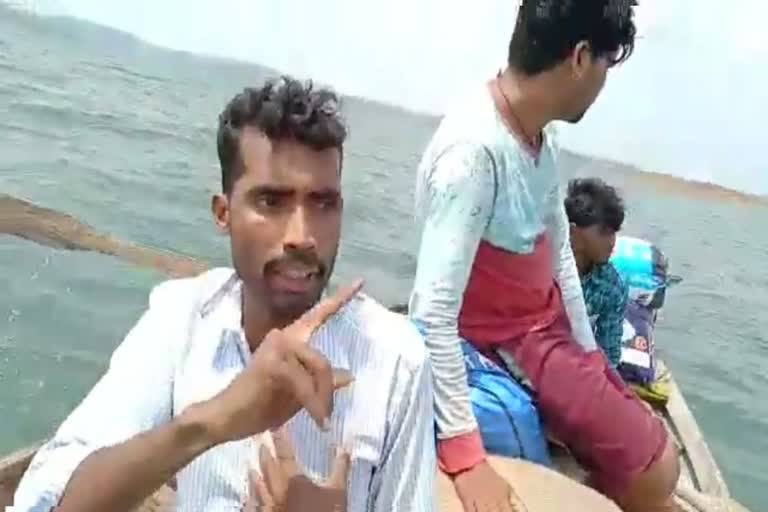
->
[583, 262, 608, 279]
[200, 269, 242, 320]
[197, 269, 353, 373]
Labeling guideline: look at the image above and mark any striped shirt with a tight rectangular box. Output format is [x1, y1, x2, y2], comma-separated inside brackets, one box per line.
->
[12, 268, 436, 512]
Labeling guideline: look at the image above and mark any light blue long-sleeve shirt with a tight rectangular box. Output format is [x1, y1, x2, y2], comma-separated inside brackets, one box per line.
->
[408, 86, 597, 455]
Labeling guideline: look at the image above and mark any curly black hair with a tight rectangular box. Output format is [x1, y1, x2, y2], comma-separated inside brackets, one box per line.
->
[216, 76, 347, 194]
[564, 177, 625, 231]
[508, 0, 638, 75]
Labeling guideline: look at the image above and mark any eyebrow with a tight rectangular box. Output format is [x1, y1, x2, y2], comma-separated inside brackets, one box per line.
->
[308, 188, 341, 200]
[244, 185, 341, 201]
[245, 185, 295, 198]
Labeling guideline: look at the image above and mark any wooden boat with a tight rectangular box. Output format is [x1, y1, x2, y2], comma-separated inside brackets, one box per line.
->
[0, 357, 739, 512]
[0, 199, 744, 510]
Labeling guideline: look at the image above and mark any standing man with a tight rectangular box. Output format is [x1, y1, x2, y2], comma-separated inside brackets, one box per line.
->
[565, 177, 629, 368]
[409, 2, 681, 512]
[13, 77, 436, 512]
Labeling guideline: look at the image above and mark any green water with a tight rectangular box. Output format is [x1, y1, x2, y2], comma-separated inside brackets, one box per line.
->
[0, 6, 765, 509]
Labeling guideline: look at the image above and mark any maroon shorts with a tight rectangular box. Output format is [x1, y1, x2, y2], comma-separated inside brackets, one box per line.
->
[498, 312, 668, 498]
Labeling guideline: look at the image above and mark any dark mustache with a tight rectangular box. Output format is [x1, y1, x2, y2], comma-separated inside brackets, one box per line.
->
[264, 250, 326, 278]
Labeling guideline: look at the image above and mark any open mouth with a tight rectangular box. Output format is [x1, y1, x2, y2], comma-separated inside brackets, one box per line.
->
[268, 266, 320, 293]
[280, 268, 316, 279]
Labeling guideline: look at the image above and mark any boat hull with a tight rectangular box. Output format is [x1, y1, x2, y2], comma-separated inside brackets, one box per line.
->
[0, 360, 735, 511]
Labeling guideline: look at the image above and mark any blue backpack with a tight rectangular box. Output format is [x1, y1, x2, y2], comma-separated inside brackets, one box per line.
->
[461, 342, 552, 466]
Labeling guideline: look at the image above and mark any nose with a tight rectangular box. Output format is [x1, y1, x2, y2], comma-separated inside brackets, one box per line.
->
[283, 206, 316, 251]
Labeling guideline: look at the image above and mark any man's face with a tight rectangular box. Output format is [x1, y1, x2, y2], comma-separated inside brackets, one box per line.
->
[572, 223, 617, 265]
[213, 128, 343, 322]
[562, 46, 613, 124]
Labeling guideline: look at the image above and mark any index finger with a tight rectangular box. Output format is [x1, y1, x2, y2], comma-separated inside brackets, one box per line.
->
[290, 279, 363, 339]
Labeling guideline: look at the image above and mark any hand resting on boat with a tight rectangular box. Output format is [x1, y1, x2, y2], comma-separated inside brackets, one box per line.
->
[452, 460, 526, 512]
[437, 455, 623, 512]
[48, 282, 360, 512]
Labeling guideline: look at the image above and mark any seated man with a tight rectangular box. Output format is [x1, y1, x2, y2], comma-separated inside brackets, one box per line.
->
[564, 177, 629, 368]
[408, 2, 681, 512]
[13, 77, 436, 512]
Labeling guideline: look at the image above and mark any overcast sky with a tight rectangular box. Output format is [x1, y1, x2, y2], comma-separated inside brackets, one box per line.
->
[20, 0, 768, 194]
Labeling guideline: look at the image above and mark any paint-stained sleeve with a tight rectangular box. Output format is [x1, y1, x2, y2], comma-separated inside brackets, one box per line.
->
[408, 142, 495, 474]
[11, 283, 182, 512]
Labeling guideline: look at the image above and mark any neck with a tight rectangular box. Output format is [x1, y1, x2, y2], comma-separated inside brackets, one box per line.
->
[573, 249, 593, 277]
[241, 289, 289, 352]
[496, 67, 559, 140]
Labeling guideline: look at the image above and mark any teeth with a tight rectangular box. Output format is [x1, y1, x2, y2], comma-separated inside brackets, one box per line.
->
[284, 269, 312, 279]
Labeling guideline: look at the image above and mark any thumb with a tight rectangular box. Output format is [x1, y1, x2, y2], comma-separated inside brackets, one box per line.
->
[326, 447, 351, 489]
[332, 368, 354, 390]
[271, 426, 300, 477]
[246, 469, 273, 511]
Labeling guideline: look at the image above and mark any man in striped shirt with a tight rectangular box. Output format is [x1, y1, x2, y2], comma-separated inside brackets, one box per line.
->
[565, 177, 629, 368]
[13, 77, 436, 512]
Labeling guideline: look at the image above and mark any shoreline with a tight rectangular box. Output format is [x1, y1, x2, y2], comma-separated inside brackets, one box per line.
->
[561, 150, 767, 207]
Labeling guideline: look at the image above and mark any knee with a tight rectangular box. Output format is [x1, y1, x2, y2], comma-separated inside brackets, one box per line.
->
[617, 437, 681, 512]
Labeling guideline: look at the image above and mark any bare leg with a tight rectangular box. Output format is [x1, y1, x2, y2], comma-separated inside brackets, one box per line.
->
[612, 436, 682, 512]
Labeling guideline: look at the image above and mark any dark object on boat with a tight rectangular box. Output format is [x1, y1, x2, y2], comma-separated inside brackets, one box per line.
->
[388, 303, 409, 314]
